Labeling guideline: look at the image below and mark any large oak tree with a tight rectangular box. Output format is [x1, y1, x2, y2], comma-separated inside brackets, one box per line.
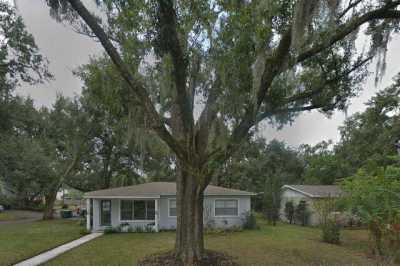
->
[46, 0, 400, 264]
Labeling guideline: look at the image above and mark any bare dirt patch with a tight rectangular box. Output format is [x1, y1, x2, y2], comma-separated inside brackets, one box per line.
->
[137, 250, 238, 266]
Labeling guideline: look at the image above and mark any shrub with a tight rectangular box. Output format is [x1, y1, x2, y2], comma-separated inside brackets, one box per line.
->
[322, 219, 341, 244]
[104, 227, 119, 234]
[0, 195, 15, 209]
[284, 201, 295, 224]
[61, 203, 69, 209]
[135, 225, 144, 233]
[79, 217, 86, 226]
[145, 225, 155, 233]
[79, 228, 90, 235]
[242, 211, 258, 230]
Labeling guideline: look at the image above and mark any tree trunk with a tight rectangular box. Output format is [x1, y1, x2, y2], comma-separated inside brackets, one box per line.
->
[175, 166, 205, 265]
[43, 189, 57, 220]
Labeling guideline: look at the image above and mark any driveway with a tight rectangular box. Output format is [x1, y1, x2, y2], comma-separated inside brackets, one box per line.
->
[0, 210, 42, 225]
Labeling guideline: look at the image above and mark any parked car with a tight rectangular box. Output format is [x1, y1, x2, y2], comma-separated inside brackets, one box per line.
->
[0, 205, 4, 212]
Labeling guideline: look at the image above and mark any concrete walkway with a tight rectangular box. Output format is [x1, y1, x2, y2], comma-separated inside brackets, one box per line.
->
[14, 232, 103, 266]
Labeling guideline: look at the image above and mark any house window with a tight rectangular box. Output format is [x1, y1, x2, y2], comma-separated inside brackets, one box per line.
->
[120, 200, 155, 221]
[120, 200, 133, 220]
[169, 199, 176, 217]
[215, 199, 238, 216]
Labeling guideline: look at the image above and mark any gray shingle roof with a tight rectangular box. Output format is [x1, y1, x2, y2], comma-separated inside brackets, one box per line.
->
[283, 185, 342, 198]
[84, 182, 255, 198]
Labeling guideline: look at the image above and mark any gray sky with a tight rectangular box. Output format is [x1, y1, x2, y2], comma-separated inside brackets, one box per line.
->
[14, 1, 400, 147]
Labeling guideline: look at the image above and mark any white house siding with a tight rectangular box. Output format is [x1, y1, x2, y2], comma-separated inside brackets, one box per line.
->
[90, 195, 252, 232]
[92, 199, 100, 230]
[158, 195, 251, 230]
[280, 189, 320, 226]
[158, 196, 177, 230]
[91, 198, 158, 232]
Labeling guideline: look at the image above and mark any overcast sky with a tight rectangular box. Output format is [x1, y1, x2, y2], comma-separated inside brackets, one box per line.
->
[13, 0, 400, 147]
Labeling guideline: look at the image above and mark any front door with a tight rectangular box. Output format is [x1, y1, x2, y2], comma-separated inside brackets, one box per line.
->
[100, 200, 111, 226]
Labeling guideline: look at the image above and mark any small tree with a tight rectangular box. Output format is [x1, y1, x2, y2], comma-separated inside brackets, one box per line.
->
[263, 176, 281, 226]
[284, 201, 295, 224]
[295, 200, 309, 226]
[343, 166, 400, 259]
[313, 198, 341, 244]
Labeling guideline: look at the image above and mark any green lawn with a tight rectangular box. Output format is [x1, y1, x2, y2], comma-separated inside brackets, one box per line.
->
[46, 219, 376, 266]
[0, 219, 82, 266]
[0, 210, 41, 221]
[0, 212, 17, 221]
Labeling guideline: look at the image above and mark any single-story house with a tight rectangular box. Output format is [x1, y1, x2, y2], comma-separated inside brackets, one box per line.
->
[84, 182, 255, 232]
[280, 185, 342, 226]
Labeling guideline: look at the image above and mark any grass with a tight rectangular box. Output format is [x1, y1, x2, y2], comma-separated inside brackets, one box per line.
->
[0, 219, 82, 266]
[0, 212, 18, 221]
[46, 218, 376, 266]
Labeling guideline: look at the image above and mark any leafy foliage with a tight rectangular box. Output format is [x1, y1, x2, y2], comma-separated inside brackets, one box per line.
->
[241, 211, 259, 230]
[295, 200, 310, 226]
[343, 166, 400, 257]
[321, 219, 341, 245]
[284, 201, 295, 224]
[313, 197, 341, 244]
[0, 2, 51, 88]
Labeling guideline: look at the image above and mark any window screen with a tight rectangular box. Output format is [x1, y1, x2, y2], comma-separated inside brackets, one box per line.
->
[215, 200, 238, 216]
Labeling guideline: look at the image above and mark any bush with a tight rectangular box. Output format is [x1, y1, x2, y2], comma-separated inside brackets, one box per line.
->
[295, 200, 310, 226]
[79, 228, 90, 235]
[242, 211, 258, 230]
[0, 195, 15, 209]
[322, 219, 341, 244]
[135, 225, 144, 233]
[284, 201, 294, 224]
[61, 204, 69, 209]
[104, 227, 119, 234]
[79, 217, 86, 226]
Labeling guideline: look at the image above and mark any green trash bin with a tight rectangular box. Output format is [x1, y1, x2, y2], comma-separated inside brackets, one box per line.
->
[60, 209, 73, 218]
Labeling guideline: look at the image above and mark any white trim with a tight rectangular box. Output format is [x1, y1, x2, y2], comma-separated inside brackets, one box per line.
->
[119, 220, 155, 223]
[155, 199, 159, 232]
[282, 185, 315, 198]
[168, 198, 177, 218]
[86, 199, 91, 231]
[119, 199, 157, 222]
[84, 196, 160, 199]
[213, 198, 239, 218]
[84, 193, 255, 199]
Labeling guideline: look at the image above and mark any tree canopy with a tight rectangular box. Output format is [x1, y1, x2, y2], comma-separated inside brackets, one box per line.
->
[44, 0, 400, 264]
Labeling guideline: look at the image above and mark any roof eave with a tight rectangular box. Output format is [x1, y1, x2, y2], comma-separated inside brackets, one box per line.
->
[84, 193, 256, 199]
[83, 195, 161, 199]
[282, 185, 316, 198]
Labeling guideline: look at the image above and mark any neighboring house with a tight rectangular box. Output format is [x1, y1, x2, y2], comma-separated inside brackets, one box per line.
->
[280, 185, 342, 226]
[84, 182, 255, 232]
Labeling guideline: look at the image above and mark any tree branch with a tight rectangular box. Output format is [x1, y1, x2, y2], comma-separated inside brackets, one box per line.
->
[206, 3, 400, 167]
[297, 4, 400, 64]
[256, 103, 330, 124]
[285, 56, 372, 104]
[338, 0, 363, 20]
[157, 0, 194, 135]
[66, 0, 186, 160]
